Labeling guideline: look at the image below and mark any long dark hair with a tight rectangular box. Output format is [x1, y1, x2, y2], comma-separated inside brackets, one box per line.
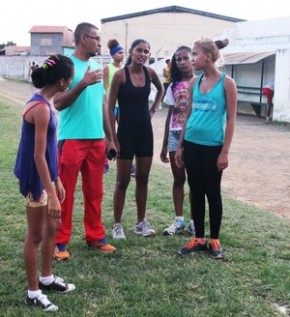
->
[170, 46, 191, 91]
[31, 54, 74, 88]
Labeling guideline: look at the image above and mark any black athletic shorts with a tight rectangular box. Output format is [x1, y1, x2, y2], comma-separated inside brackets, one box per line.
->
[117, 126, 153, 160]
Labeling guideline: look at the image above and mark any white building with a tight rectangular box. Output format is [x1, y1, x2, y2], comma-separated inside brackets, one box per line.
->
[218, 16, 290, 122]
[101, 5, 243, 61]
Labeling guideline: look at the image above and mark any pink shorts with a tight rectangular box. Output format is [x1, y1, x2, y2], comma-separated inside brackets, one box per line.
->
[25, 191, 47, 208]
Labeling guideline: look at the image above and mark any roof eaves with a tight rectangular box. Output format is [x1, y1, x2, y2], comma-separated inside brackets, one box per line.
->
[223, 51, 276, 65]
[101, 5, 245, 24]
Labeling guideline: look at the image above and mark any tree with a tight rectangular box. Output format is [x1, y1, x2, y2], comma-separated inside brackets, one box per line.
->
[0, 41, 17, 49]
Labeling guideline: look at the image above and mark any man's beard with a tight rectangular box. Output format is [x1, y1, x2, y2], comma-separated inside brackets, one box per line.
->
[88, 50, 98, 58]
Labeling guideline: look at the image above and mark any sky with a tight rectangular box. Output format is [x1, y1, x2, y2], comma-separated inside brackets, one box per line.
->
[2, 0, 290, 46]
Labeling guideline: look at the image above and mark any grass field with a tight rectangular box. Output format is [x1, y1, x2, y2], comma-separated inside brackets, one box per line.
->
[1, 95, 290, 316]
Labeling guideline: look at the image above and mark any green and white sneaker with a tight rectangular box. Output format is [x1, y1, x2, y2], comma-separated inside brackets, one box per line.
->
[163, 220, 185, 235]
[187, 221, 196, 236]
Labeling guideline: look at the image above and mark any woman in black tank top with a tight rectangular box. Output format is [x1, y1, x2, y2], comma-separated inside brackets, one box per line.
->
[108, 39, 164, 239]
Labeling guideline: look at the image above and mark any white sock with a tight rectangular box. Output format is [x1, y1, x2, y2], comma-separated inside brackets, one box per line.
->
[176, 216, 184, 222]
[39, 275, 54, 285]
[28, 289, 42, 299]
[189, 219, 194, 224]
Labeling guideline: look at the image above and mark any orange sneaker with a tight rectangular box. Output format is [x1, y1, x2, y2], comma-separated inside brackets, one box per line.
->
[178, 238, 207, 255]
[54, 244, 70, 261]
[87, 239, 116, 253]
[209, 239, 224, 259]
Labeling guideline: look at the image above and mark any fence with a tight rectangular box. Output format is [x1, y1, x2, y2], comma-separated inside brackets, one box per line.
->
[0, 55, 112, 81]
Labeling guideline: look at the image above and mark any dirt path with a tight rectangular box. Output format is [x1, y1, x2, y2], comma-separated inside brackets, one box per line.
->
[1, 78, 290, 219]
[0, 78, 34, 104]
[153, 108, 290, 220]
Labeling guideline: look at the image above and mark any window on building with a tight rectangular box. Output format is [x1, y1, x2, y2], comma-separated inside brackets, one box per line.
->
[40, 38, 52, 46]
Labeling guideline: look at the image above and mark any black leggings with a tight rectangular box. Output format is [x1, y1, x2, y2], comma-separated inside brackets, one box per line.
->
[183, 141, 223, 239]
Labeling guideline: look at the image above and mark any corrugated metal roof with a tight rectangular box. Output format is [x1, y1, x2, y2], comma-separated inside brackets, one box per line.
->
[223, 51, 275, 65]
[101, 5, 245, 24]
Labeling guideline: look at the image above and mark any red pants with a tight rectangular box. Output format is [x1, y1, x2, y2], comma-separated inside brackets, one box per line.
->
[56, 139, 106, 244]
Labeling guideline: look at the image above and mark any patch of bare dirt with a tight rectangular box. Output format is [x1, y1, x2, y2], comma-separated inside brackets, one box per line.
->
[153, 107, 290, 220]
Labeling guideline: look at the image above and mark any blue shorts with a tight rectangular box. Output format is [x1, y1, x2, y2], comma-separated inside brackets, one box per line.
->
[114, 106, 119, 116]
[167, 130, 181, 152]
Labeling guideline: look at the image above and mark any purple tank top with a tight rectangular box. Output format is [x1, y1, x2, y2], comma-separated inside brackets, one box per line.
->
[14, 93, 58, 200]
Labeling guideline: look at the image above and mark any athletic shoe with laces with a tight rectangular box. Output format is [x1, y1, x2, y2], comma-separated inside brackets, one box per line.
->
[134, 219, 156, 237]
[25, 294, 58, 312]
[87, 238, 116, 253]
[209, 239, 224, 259]
[39, 276, 75, 294]
[54, 243, 70, 261]
[163, 220, 185, 235]
[178, 237, 207, 255]
[104, 163, 110, 174]
[187, 221, 196, 236]
[130, 164, 136, 177]
[112, 223, 126, 239]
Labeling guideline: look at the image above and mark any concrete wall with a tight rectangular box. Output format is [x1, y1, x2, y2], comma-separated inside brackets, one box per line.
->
[274, 48, 290, 122]
[0, 55, 111, 81]
[0, 56, 46, 80]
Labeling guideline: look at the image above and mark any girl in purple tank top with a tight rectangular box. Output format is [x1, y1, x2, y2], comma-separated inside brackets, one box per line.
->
[14, 55, 75, 311]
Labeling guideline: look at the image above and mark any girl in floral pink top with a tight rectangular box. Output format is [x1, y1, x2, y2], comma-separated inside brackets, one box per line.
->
[160, 46, 196, 236]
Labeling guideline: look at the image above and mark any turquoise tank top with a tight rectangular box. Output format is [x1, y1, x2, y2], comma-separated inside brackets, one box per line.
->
[185, 73, 226, 146]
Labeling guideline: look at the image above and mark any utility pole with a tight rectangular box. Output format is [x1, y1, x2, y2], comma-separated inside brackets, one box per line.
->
[124, 21, 128, 56]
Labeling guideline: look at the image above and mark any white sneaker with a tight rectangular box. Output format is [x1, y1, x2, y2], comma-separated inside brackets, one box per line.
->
[163, 220, 185, 235]
[112, 223, 126, 239]
[134, 220, 156, 237]
[188, 221, 196, 236]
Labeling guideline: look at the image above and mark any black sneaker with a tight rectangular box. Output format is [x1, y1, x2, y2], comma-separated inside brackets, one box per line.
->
[39, 276, 75, 294]
[209, 239, 224, 259]
[178, 238, 207, 255]
[25, 294, 58, 311]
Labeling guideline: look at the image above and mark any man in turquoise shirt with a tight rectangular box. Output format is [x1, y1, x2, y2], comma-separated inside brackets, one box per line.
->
[54, 22, 117, 260]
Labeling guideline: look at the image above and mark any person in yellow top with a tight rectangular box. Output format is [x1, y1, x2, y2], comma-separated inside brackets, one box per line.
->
[162, 58, 171, 101]
[103, 39, 125, 123]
